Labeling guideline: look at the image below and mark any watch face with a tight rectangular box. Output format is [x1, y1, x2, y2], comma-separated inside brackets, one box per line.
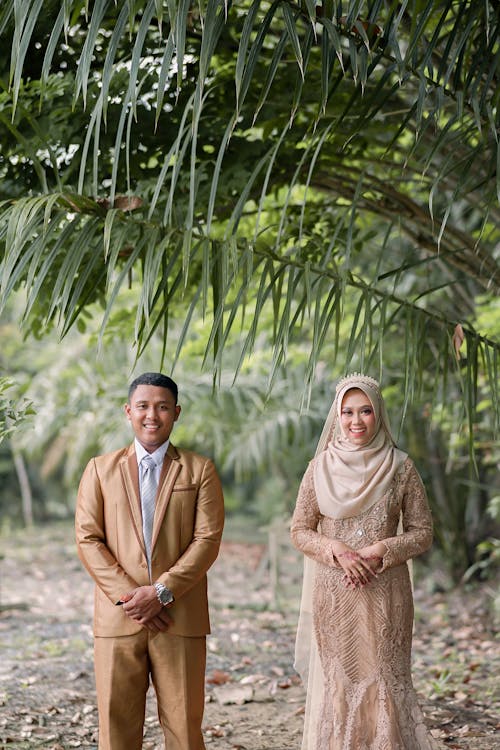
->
[160, 588, 173, 604]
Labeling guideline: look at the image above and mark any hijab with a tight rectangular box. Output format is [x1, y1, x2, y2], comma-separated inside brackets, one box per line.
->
[313, 374, 407, 519]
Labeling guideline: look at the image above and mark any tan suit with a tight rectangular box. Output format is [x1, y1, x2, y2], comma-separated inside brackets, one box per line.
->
[75, 442, 224, 749]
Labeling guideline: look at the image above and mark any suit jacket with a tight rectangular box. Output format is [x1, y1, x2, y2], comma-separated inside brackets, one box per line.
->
[75, 442, 224, 637]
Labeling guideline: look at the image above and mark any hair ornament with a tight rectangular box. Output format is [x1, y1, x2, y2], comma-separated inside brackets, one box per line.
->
[335, 373, 381, 395]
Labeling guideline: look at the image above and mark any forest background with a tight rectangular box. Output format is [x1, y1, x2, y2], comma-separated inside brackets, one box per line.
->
[0, 1, 499, 610]
[0, 2, 499, 747]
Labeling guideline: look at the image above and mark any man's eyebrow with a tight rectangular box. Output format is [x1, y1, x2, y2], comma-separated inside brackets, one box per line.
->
[135, 399, 171, 405]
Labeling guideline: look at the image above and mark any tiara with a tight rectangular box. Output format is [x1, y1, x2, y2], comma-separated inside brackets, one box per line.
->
[335, 373, 381, 393]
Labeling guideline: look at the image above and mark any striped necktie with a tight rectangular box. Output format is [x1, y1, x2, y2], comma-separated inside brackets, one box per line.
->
[140, 454, 157, 573]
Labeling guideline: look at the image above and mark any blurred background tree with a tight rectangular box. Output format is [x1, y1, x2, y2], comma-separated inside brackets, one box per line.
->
[0, 1, 499, 582]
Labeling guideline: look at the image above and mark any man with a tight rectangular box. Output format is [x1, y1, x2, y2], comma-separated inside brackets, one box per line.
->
[75, 372, 224, 750]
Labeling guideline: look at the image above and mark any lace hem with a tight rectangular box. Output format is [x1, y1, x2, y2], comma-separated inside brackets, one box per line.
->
[317, 672, 439, 750]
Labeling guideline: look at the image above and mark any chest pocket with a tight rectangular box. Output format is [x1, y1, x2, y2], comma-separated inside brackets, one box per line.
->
[168, 484, 198, 546]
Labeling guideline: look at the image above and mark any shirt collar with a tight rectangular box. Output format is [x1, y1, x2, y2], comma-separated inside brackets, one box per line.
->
[134, 438, 170, 467]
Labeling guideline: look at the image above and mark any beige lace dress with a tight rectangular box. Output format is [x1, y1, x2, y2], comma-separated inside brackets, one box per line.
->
[291, 457, 439, 750]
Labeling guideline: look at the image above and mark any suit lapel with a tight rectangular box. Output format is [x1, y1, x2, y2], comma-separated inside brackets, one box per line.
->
[152, 443, 181, 551]
[119, 445, 146, 553]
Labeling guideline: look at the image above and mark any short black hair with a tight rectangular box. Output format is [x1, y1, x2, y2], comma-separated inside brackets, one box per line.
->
[128, 372, 178, 403]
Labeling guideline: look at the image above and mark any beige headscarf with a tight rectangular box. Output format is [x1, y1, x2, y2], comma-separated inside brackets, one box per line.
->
[294, 374, 407, 750]
[313, 373, 407, 518]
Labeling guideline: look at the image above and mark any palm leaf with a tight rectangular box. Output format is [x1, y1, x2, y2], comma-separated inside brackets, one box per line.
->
[0, 0, 499, 437]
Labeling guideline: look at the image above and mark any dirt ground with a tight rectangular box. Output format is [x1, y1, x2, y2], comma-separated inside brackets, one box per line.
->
[0, 522, 498, 750]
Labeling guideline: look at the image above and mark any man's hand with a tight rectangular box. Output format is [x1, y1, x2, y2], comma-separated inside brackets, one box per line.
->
[120, 586, 173, 633]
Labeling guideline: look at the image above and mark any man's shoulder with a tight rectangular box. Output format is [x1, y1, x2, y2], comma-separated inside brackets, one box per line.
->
[88, 445, 132, 469]
[172, 445, 213, 465]
[172, 446, 222, 477]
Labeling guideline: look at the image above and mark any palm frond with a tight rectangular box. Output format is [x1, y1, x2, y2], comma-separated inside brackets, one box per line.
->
[0, 0, 499, 434]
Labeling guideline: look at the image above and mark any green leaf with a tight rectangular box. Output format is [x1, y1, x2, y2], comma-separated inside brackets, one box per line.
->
[281, 3, 304, 78]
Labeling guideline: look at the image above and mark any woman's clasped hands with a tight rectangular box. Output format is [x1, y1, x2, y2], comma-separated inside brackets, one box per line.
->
[335, 542, 386, 589]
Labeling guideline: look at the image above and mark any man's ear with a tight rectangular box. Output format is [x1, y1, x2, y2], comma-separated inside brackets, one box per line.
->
[174, 404, 181, 421]
[124, 403, 131, 420]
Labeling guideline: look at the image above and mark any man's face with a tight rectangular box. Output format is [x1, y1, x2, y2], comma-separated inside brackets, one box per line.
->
[125, 384, 181, 453]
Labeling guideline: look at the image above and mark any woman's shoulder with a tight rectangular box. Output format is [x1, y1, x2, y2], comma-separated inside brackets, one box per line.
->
[310, 447, 330, 467]
[390, 455, 414, 487]
[301, 456, 319, 482]
[396, 455, 427, 492]
[402, 455, 414, 471]
[403, 455, 423, 474]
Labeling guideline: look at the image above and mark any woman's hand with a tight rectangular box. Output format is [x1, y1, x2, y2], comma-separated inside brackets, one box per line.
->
[358, 542, 386, 574]
[334, 543, 377, 588]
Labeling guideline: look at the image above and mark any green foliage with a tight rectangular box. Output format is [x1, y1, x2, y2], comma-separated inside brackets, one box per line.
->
[0, 286, 496, 582]
[487, 495, 500, 523]
[462, 493, 500, 587]
[0, 2, 499, 581]
[0, 1, 497, 431]
[0, 377, 34, 442]
[463, 538, 500, 583]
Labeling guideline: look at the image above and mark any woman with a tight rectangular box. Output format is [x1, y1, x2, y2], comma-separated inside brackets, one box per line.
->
[291, 373, 439, 750]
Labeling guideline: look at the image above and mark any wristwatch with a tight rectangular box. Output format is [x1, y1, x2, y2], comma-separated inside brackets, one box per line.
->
[154, 582, 174, 606]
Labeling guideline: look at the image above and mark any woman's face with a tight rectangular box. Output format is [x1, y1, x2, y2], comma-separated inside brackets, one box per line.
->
[340, 388, 377, 446]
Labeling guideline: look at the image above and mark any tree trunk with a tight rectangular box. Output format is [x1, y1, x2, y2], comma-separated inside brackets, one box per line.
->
[12, 445, 34, 528]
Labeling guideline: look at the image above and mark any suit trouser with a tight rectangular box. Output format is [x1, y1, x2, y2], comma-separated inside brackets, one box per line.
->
[94, 630, 206, 750]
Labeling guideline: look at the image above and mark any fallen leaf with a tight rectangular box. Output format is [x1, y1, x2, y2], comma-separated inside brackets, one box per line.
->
[204, 725, 227, 738]
[213, 685, 253, 706]
[239, 674, 267, 685]
[206, 670, 231, 685]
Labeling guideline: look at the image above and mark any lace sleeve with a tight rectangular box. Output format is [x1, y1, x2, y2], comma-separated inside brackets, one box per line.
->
[290, 462, 338, 568]
[380, 460, 433, 571]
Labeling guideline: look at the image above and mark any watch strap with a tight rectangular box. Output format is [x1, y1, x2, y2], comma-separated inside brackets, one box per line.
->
[154, 582, 174, 605]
